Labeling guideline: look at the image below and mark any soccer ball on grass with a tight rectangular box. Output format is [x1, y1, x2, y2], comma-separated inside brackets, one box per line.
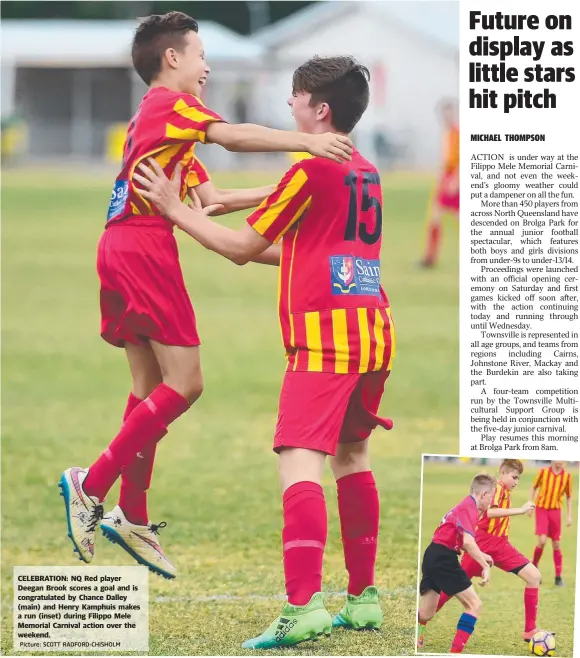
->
[529, 630, 556, 656]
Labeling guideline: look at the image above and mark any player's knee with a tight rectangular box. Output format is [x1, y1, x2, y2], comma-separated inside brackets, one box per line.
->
[331, 442, 370, 479]
[538, 536, 548, 547]
[526, 565, 541, 587]
[164, 372, 204, 404]
[552, 540, 560, 550]
[182, 377, 204, 404]
[332, 451, 368, 478]
[465, 596, 482, 617]
[419, 609, 434, 623]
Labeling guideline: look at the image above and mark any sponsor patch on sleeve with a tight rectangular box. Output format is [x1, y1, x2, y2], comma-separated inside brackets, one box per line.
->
[329, 256, 381, 296]
[107, 179, 129, 221]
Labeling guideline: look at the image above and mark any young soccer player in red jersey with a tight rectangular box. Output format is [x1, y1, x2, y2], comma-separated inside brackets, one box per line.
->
[420, 100, 459, 268]
[530, 461, 573, 586]
[429, 460, 545, 643]
[136, 55, 396, 648]
[417, 474, 495, 654]
[58, 11, 353, 579]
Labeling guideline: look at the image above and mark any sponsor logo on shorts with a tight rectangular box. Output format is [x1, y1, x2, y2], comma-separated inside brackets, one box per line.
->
[330, 256, 381, 296]
[107, 179, 129, 221]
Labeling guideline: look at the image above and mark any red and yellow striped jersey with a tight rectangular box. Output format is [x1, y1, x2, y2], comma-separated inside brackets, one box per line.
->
[247, 148, 395, 374]
[443, 124, 459, 174]
[477, 482, 511, 538]
[106, 86, 222, 226]
[533, 467, 572, 510]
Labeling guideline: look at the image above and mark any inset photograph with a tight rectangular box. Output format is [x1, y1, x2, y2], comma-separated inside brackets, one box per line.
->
[417, 457, 578, 656]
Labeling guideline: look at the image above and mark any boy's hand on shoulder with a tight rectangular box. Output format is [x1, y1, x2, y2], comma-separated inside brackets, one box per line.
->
[306, 133, 353, 163]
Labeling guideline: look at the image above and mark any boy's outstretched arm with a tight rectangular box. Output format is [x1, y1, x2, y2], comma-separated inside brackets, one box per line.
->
[205, 122, 352, 163]
[190, 182, 276, 216]
[171, 211, 272, 265]
[462, 534, 492, 586]
[189, 187, 281, 265]
[252, 245, 281, 266]
[135, 161, 273, 265]
[486, 500, 535, 519]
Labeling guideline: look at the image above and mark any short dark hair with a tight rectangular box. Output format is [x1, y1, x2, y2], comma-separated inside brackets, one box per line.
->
[132, 11, 199, 85]
[292, 56, 370, 133]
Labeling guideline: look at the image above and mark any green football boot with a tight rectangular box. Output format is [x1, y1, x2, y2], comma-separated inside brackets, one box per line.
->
[242, 592, 332, 649]
[332, 586, 383, 630]
[417, 622, 427, 650]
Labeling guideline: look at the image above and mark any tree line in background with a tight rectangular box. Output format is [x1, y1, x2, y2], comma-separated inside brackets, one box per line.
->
[2, 1, 314, 34]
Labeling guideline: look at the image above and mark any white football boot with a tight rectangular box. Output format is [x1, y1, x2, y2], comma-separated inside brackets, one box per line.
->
[100, 505, 176, 579]
[58, 467, 103, 563]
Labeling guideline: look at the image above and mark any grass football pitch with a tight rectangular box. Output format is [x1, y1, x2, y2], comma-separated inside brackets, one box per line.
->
[2, 166, 458, 655]
[419, 461, 578, 657]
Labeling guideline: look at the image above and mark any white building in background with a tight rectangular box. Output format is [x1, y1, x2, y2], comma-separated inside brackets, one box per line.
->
[252, 1, 459, 169]
[0, 19, 264, 167]
[1, 2, 458, 170]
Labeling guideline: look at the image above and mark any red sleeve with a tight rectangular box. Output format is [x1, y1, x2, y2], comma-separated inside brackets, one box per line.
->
[532, 469, 543, 489]
[565, 474, 572, 498]
[247, 163, 313, 244]
[168, 94, 225, 144]
[186, 155, 211, 188]
[456, 506, 477, 538]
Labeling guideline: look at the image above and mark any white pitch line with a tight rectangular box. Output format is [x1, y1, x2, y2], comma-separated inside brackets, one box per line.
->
[3, 587, 415, 611]
[153, 586, 416, 604]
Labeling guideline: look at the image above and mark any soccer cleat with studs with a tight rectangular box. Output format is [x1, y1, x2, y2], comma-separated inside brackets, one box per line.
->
[332, 586, 383, 631]
[242, 592, 332, 649]
[100, 506, 176, 579]
[417, 626, 426, 650]
[523, 629, 557, 642]
[59, 467, 103, 563]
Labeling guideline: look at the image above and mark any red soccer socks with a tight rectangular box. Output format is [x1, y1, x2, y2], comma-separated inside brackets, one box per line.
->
[118, 393, 156, 525]
[450, 613, 477, 653]
[553, 549, 563, 577]
[282, 481, 327, 606]
[524, 587, 539, 633]
[337, 471, 379, 596]
[84, 384, 189, 502]
[423, 223, 442, 266]
[119, 445, 156, 526]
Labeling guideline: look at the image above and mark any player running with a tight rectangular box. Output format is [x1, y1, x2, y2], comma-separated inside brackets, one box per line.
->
[417, 474, 495, 654]
[136, 55, 395, 648]
[427, 460, 544, 644]
[58, 11, 353, 579]
[530, 461, 573, 587]
[419, 100, 459, 268]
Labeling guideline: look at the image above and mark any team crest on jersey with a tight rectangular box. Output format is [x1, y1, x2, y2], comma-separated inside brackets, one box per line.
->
[107, 179, 129, 221]
[330, 256, 381, 296]
[331, 256, 356, 293]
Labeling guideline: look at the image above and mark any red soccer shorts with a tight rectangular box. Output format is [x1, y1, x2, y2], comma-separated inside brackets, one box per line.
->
[535, 507, 562, 541]
[436, 171, 459, 212]
[462, 533, 529, 575]
[97, 221, 200, 348]
[273, 369, 393, 456]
